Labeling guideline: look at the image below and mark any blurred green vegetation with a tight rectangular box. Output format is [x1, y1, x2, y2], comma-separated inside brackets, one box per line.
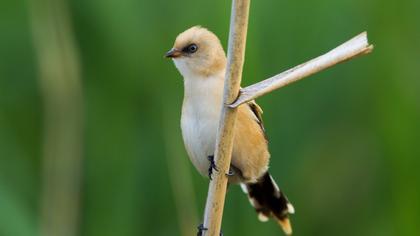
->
[1, 0, 420, 235]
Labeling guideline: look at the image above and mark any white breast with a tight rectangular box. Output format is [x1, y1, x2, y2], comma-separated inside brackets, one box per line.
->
[180, 73, 224, 177]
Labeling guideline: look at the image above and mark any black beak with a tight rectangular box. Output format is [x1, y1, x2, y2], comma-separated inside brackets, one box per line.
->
[165, 48, 181, 58]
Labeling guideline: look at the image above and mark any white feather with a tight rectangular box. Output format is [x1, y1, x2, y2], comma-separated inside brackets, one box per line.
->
[258, 213, 269, 222]
[287, 203, 295, 214]
[269, 174, 282, 198]
[240, 183, 249, 194]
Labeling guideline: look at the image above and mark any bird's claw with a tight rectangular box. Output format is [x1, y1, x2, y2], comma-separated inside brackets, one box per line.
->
[207, 155, 218, 180]
[225, 168, 235, 177]
[197, 223, 208, 236]
[196, 223, 223, 236]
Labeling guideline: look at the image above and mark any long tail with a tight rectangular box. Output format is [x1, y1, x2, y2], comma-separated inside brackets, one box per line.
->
[241, 172, 295, 235]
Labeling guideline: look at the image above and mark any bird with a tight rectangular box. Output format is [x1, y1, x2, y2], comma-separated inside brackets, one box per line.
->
[165, 26, 295, 235]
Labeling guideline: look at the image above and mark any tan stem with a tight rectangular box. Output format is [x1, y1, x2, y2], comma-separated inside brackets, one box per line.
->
[229, 32, 374, 108]
[202, 0, 250, 235]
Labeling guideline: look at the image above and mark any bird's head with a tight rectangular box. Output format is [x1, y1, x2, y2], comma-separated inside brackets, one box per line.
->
[166, 26, 226, 78]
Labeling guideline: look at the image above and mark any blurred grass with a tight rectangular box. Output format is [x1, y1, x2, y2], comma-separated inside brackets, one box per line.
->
[162, 101, 198, 236]
[1, 0, 420, 235]
[29, 0, 83, 235]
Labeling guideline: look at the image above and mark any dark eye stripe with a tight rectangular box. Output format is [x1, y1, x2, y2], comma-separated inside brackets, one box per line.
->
[182, 44, 198, 54]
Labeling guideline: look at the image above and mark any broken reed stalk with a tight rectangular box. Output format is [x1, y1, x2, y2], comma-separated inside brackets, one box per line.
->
[229, 32, 374, 107]
[202, 0, 250, 235]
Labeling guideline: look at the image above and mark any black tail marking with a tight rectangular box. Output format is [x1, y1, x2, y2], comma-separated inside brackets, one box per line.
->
[244, 172, 294, 234]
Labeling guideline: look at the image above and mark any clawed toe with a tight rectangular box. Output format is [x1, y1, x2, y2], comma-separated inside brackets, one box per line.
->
[196, 223, 223, 236]
[197, 223, 208, 236]
[225, 168, 235, 177]
[207, 155, 218, 180]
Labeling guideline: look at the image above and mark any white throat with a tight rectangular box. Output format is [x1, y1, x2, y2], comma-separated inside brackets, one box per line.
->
[173, 58, 197, 79]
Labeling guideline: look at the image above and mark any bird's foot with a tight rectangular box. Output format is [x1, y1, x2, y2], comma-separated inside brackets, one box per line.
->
[197, 223, 208, 236]
[196, 223, 223, 236]
[225, 168, 235, 177]
[207, 155, 218, 180]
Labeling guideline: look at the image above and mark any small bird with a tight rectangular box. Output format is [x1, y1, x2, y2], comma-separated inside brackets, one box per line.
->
[166, 26, 295, 235]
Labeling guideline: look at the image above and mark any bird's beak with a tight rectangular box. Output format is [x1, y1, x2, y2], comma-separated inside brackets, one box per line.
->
[165, 48, 181, 58]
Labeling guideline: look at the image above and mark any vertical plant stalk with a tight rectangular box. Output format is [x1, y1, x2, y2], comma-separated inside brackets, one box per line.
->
[202, 0, 250, 235]
[29, 0, 84, 236]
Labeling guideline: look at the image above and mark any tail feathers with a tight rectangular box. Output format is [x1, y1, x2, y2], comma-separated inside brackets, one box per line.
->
[242, 172, 294, 235]
[277, 217, 292, 235]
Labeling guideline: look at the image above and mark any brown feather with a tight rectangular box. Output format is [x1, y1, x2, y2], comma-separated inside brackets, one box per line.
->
[231, 103, 269, 183]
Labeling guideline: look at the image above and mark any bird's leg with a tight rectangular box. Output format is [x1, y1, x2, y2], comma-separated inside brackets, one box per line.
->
[197, 223, 208, 236]
[208, 156, 235, 179]
[226, 167, 235, 177]
[196, 223, 223, 236]
[207, 155, 218, 180]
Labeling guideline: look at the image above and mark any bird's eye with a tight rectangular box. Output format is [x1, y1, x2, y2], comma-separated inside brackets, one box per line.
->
[184, 44, 198, 54]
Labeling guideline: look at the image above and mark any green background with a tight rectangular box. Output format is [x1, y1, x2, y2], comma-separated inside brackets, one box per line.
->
[1, 0, 419, 235]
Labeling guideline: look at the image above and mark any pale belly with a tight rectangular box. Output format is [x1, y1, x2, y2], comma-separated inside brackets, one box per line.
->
[179, 72, 226, 177]
[181, 111, 219, 177]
